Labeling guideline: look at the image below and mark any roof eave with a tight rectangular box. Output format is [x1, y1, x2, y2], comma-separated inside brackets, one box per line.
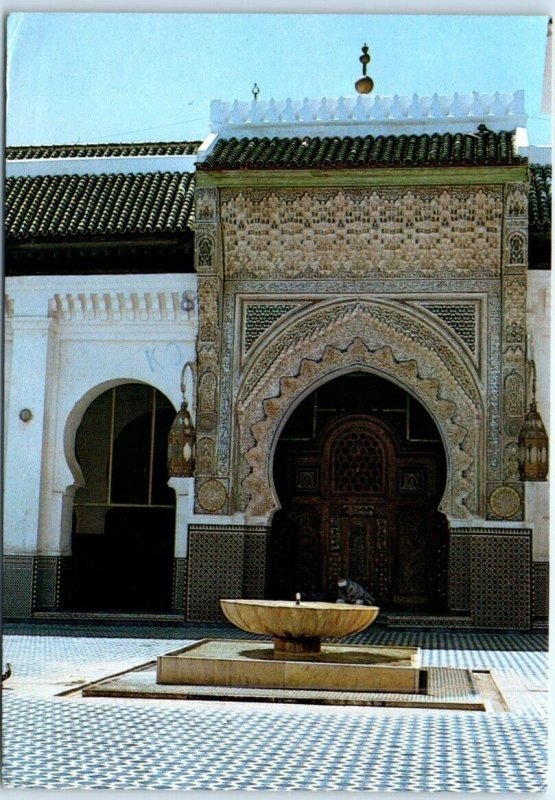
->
[196, 163, 529, 189]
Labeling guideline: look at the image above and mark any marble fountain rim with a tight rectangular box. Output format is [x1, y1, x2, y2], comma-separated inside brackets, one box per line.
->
[219, 598, 380, 639]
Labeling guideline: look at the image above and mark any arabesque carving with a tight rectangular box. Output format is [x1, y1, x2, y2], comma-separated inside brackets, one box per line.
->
[197, 436, 216, 474]
[198, 371, 217, 412]
[196, 187, 218, 221]
[236, 299, 484, 522]
[506, 185, 528, 218]
[220, 187, 503, 280]
[198, 278, 220, 341]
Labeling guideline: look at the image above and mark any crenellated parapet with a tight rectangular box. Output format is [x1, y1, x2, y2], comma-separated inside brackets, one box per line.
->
[207, 91, 527, 142]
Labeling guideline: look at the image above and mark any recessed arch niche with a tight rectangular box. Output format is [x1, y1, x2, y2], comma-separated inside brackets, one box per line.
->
[235, 298, 484, 522]
[69, 381, 176, 611]
[267, 372, 449, 608]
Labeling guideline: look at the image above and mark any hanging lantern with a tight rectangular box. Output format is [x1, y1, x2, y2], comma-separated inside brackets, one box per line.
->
[167, 363, 196, 478]
[518, 359, 549, 481]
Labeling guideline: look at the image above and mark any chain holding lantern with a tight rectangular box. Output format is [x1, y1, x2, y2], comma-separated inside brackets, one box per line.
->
[167, 361, 196, 478]
[518, 358, 549, 481]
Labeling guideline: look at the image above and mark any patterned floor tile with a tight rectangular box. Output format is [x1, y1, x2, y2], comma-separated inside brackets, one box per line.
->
[1, 623, 549, 792]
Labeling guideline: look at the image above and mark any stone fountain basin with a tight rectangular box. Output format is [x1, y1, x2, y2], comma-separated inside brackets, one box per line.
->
[220, 599, 379, 640]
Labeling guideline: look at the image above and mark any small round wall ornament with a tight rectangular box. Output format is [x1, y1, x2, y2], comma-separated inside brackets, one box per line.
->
[198, 479, 227, 512]
[488, 485, 521, 520]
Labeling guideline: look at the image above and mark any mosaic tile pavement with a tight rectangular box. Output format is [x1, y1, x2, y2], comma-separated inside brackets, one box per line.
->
[1, 623, 549, 792]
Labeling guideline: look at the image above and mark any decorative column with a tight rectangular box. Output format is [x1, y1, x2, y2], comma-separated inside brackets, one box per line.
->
[487, 182, 528, 523]
[193, 186, 231, 516]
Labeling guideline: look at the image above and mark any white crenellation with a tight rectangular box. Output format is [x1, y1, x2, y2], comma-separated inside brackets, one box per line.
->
[49, 290, 194, 322]
[208, 91, 527, 140]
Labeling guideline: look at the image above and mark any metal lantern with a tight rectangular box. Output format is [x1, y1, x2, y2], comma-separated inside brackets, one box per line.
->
[167, 363, 196, 478]
[518, 360, 549, 481]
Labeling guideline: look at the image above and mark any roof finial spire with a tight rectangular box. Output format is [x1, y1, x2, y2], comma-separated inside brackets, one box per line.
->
[252, 83, 260, 101]
[355, 43, 374, 95]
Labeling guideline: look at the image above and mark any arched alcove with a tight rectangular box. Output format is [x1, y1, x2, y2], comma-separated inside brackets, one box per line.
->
[69, 382, 176, 611]
[267, 372, 448, 609]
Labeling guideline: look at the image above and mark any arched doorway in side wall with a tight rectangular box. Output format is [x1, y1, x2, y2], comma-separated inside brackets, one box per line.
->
[70, 383, 176, 611]
[268, 371, 449, 611]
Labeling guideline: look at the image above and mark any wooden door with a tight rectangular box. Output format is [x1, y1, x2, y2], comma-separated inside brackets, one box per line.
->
[270, 413, 447, 609]
[321, 417, 394, 601]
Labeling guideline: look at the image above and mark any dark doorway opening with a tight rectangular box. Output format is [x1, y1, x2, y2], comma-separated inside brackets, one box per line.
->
[70, 383, 176, 611]
[268, 372, 448, 611]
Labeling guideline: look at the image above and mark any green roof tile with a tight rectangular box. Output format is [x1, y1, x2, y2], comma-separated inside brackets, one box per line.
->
[529, 163, 551, 233]
[5, 171, 196, 241]
[199, 128, 522, 170]
[6, 141, 201, 161]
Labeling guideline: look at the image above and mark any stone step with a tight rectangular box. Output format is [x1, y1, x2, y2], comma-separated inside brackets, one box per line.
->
[32, 611, 184, 624]
[384, 614, 474, 629]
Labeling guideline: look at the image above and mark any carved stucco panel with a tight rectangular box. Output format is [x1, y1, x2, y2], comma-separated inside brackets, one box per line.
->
[494, 182, 527, 520]
[217, 291, 236, 474]
[236, 300, 484, 522]
[198, 277, 221, 342]
[220, 187, 503, 280]
[506, 184, 528, 219]
[196, 187, 218, 222]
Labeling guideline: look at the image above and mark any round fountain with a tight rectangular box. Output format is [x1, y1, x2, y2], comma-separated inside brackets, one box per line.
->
[219, 598, 379, 655]
[157, 596, 423, 696]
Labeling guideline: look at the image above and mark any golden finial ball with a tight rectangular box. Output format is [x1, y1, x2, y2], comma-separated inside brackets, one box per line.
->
[355, 76, 374, 94]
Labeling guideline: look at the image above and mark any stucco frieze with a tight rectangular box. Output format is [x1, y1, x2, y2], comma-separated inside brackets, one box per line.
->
[195, 187, 218, 222]
[227, 278, 502, 295]
[48, 290, 195, 323]
[220, 186, 503, 280]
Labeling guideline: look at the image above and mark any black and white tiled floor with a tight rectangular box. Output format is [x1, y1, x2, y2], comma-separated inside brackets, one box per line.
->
[1, 624, 549, 792]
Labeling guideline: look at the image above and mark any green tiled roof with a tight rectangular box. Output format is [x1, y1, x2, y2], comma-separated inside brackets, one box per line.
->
[4, 158, 549, 247]
[529, 164, 551, 233]
[5, 172, 196, 240]
[199, 128, 521, 170]
[6, 141, 201, 161]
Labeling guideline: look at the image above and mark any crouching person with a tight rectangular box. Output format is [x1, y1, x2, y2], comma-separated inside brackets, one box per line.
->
[336, 577, 376, 606]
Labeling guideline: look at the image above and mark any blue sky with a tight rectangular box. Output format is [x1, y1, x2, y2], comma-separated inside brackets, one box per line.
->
[6, 11, 552, 146]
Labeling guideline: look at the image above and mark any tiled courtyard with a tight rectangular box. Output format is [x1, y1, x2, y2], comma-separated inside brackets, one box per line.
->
[1, 622, 550, 792]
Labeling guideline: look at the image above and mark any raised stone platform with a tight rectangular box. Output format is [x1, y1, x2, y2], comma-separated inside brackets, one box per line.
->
[156, 639, 423, 694]
[82, 662, 489, 711]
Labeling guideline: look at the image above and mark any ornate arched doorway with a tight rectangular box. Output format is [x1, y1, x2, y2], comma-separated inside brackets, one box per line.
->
[268, 372, 448, 610]
[70, 383, 176, 611]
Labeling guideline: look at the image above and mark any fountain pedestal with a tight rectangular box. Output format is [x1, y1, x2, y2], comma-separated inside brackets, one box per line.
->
[273, 635, 321, 655]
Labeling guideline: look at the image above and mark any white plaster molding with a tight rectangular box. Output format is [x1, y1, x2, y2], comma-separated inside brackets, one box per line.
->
[6, 273, 198, 322]
[49, 290, 194, 323]
[204, 91, 527, 148]
[6, 154, 198, 179]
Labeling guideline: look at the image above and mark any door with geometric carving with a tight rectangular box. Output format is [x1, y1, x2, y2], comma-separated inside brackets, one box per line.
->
[321, 416, 395, 600]
[269, 409, 447, 610]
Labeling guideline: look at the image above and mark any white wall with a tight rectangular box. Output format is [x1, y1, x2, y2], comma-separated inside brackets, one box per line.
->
[4, 272, 198, 558]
